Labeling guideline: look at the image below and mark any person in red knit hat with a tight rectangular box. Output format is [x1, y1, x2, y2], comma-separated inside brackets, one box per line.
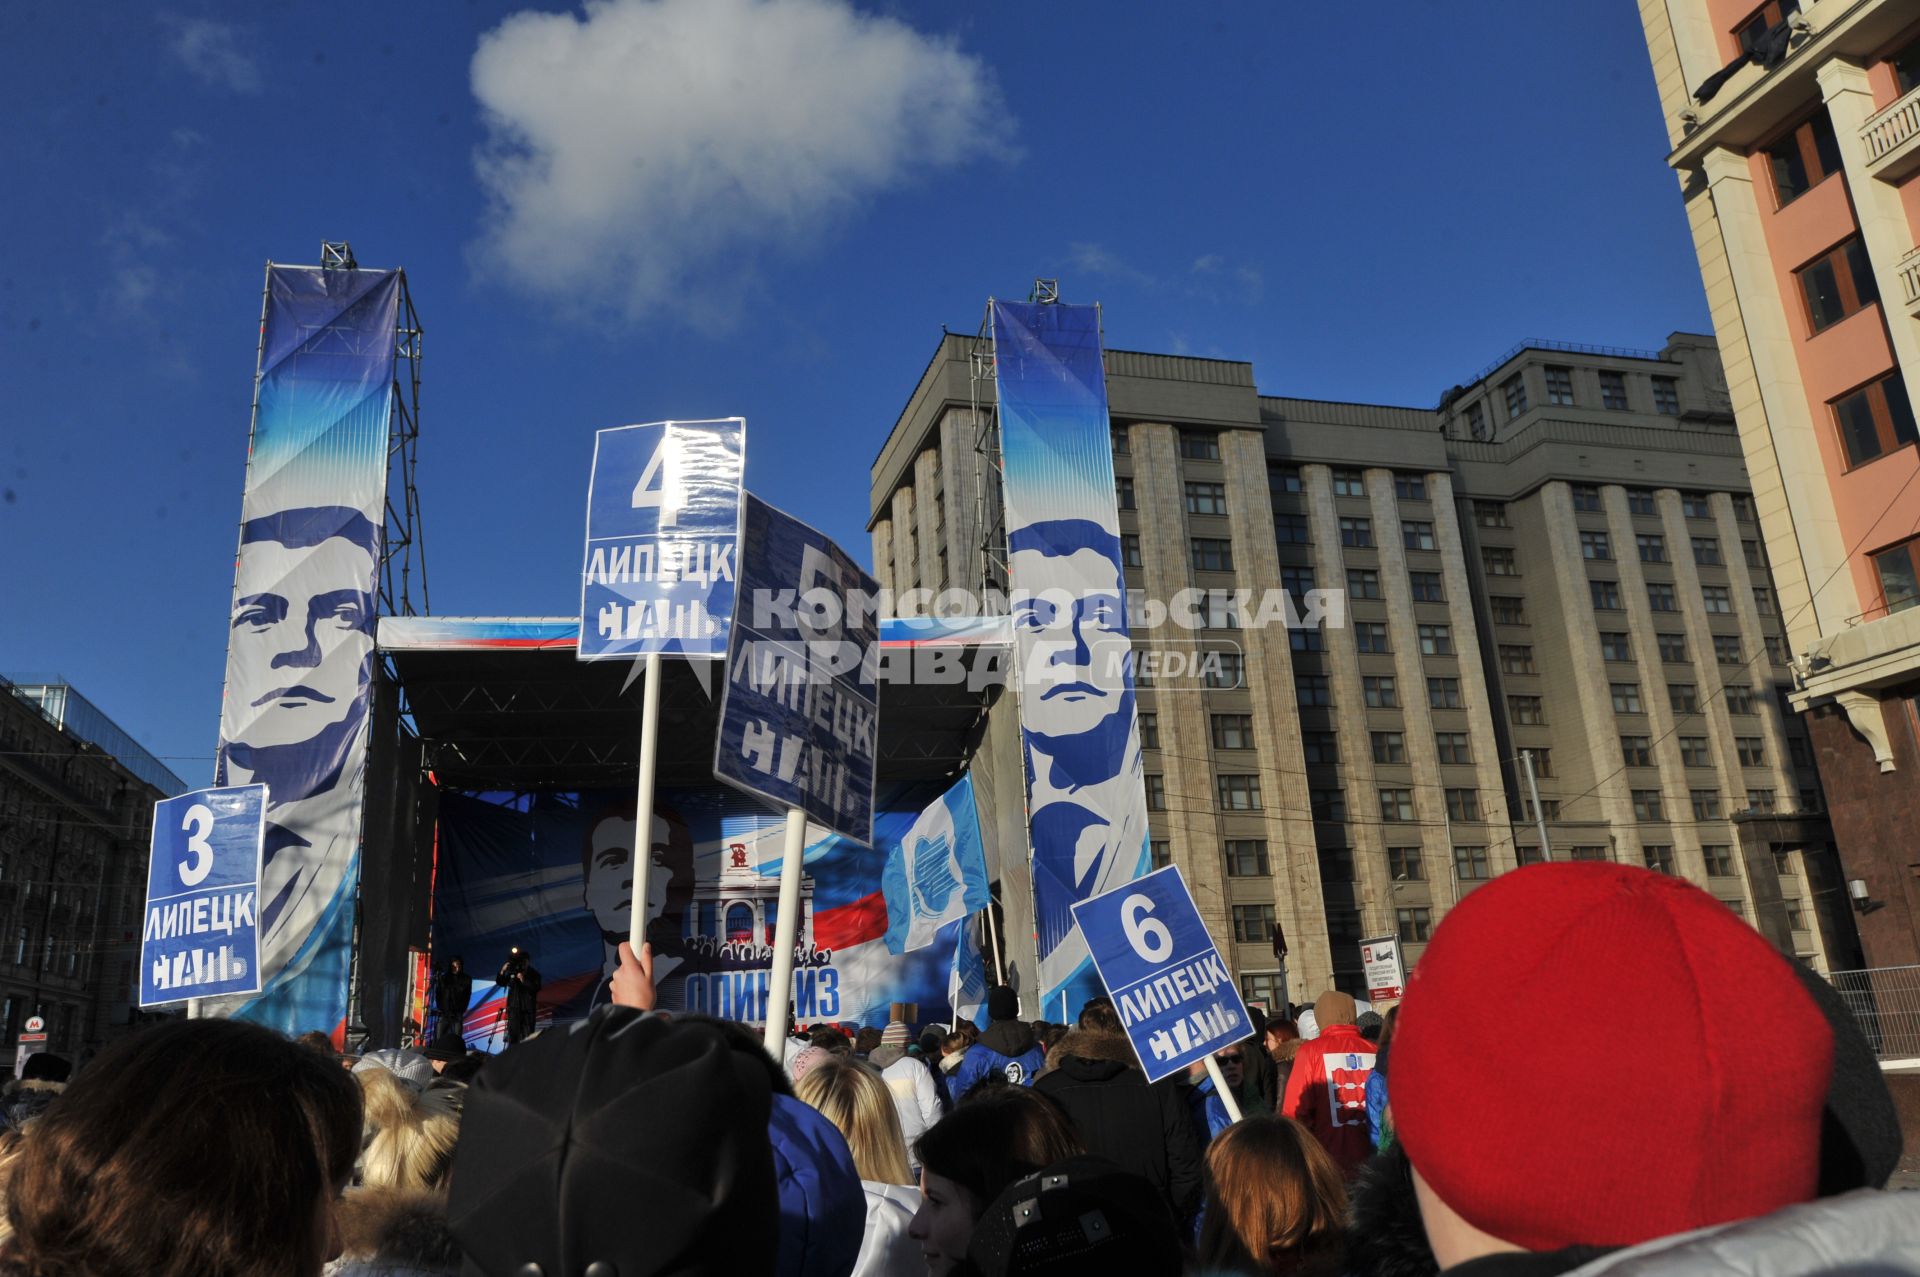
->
[1279, 989, 1377, 1177]
[1390, 862, 1920, 1275]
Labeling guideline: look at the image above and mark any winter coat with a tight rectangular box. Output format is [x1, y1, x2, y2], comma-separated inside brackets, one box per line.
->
[1186, 1073, 1233, 1146]
[948, 1019, 1045, 1095]
[1281, 1023, 1376, 1177]
[1365, 1071, 1390, 1151]
[0, 1080, 62, 1130]
[768, 1093, 865, 1277]
[851, 1181, 922, 1277]
[325, 1188, 461, 1277]
[1032, 1030, 1204, 1226]
[877, 1053, 941, 1162]
[1346, 1144, 1437, 1277]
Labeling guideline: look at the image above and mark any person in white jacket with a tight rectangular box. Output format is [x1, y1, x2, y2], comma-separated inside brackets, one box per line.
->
[870, 1043, 942, 1171]
[794, 1057, 926, 1277]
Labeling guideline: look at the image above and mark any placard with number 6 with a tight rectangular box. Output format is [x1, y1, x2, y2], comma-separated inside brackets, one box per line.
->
[139, 785, 267, 1007]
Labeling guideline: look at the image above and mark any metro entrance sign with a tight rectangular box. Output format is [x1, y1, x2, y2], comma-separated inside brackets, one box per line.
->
[1070, 866, 1252, 1085]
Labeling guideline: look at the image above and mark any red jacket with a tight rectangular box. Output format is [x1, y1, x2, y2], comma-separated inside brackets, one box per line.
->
[1280, 1023, 1378, 1176]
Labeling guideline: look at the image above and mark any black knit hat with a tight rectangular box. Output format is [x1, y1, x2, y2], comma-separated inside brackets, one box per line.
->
[967, 1156, 1183, 1276]
[447, 1007, 777, 1276]
[988, 985, 1020, 1022]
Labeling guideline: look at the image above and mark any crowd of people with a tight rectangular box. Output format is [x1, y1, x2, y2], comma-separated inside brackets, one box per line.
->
[0, 863, 1915, 1275]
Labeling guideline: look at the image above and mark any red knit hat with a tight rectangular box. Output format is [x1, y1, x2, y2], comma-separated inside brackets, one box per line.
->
[1391, 863, 1831, 1252]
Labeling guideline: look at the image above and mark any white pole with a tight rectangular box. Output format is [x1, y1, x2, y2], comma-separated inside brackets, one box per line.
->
[1204, 1053, 1244, 1124]
[981, 902, 1006, 986]
[1521, 749, 1553, 863]
[629, 652, 664, 957]
[762, 807, 808, 1057]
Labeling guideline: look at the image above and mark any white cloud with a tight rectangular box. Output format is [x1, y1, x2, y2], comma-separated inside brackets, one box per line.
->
[160, 16, 261, 94]
[469, 0, 1012, 325]
[1067, 242, 1153, 287]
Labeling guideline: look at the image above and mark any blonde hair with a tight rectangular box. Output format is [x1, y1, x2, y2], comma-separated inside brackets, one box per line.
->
[357, 1068, 461, 1192]
[793, 1057, 913, 1186]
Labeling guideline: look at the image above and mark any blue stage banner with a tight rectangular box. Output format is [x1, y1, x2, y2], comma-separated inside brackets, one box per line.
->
[991, 298, 1151, 1024]
[212, 264, 402, 1040]
[579, 418, 745, 659]
[714, 494, 879, 845]
[140, 785, 267, 1006]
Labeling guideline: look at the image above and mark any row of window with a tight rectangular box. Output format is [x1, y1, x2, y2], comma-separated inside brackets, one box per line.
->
[1309, 787, 1484, 823]
[1525, 365, 1684, 416]
[1294, 673, 1470, 710]
[1587, 577, 1774, 616]
[1630, 788, 1782, 820]
[1577, 530, 1762, 567]
[1623, 734, 1768, 766]
[1270, 467, 1429, 502]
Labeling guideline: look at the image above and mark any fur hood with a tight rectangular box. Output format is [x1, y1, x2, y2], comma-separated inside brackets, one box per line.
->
[329, 1187, 460, 1276]
[1040, 1029, 1138, 1075]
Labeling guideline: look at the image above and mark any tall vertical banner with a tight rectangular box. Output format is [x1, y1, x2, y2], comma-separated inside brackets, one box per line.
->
[991, 299, 1151, 1021]
[212, 265, 402, 1037]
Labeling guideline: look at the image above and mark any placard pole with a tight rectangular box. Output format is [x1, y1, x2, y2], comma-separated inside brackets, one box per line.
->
[629, 651, 664, 957]
[1204, 1053, 1244, 1125]
[762, 806, 808, 1057]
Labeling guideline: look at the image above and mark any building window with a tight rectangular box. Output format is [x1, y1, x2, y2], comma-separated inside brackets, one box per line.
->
[1310, 788, 1347, 821]
[1395, 473, 1429, 501]
[1631, 790, 1665, 821]
[1764, 107, 1843, 207]
[1150, 839, 1172, 870]
[1696, 844, 1733, 876]
[1347, 569, 1382, 600]
[1269, 464, 1301, 494]
[1634, 534, 1666, 563]
[1671, 684, 1700, 715]
[1389, 846, 1425, 881]
[1896, 32, 1920, 94]
[1682, 492, 1713, 520]
[1363, 676, 1398, 708]
[1445, 788, 1480, 821]
[1502, 375, 1528, 420]
[1546, 366, 1575, 406]
[1185, 481, 1228, 516]
[1475, 501, 1509, 528]
[1417, 624, 1453, 656]
[1274, 512, 1310, 545]
[1627, 488, 1657, 515]
[1483, 547, 1519, 576]
[1323, 847, 1355, 886]
[1600, 632, 1633, 662]
[1355, 621, 1390, 654]
[1378, 788, 1415, 822]
[1190, 538, 1234, 573]
[1290, 627, 1325, 654]
[1516, 845, 1547, 866]
[1138, 713, 1160, 751]
[1145, 774, 1166, 811]
[1206, 652, 1245, 689]
[1120, 533, 1142, 569]
[1509, 694, 1544, 724]
[1643, 844, 1675, 874]
[1409, 571, 1445, 603]
[1110, 425, 1131, 455]
[1225, 839, 1270, 877]
[1746, 788, 1778, 813]
[1599, 370, 1629, 411]
[1217, 774, 1262, 811]
[1278, 567, 1316, 598]
[1180, 431, 1221, 462]
[1520, 794, 1560, 821]
[1753, 586, 1776, 616]
[1453, 845, 1490, 880]
[1499, 645, 1536, 675]
[1529, 748, 1554, 778]
[1580, 530, 1613, 561]
[1713, 634, 1743, 664]
[1372, 731, 1407, 764]
[1435, 731, 1472, 764]
[1835, 373, 1920, 469]
[1295, 731, 1335, 766]
[1339, 516, 1374, 548]
[1428, 677, 1463, 709]
[1647, 582, 1678, 612]
[1701, 586, 1734, 614]
[1680, 736, 1712, 767]
[1117, 477, 1136, 510]
[1735, 736, 1765, 767]
[1652, 377, 1680, 415]
[1725, 685, 1755, 715]
[1397, 907, 1434, 943]
[1463, 400, 1488, 438]
[1622, 735, 1653, 766]
[1571, 485, 1602, 513]
[1692, 789, 1723, 820]
[1798, 237, 1879, 334]
[1872, 538, 1920, 613]
[1211, 713, 1254, 751]
[1688, 536, 1722, 567]
[1332, 469, 1365, 497]
[1570, 846, 1610, 863]
[1403, 521, 1436, 552]
[1656, 633, 1687, 664]
[1591, 580, 1623, 611]
[1743, 538, 1767, 570]
[1611, 683, 1644, 713]
[1784, 895, 1807, 931]
[1232, 904, 1276, 944]
[1491, 595, 1526, 625]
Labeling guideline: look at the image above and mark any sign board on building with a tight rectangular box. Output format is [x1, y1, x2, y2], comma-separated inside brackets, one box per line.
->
[140, 785, 267, 1007]
[21, 1016, 43, 1035]
[579, 418, 746, 659]
[1070, 865, 1252, 1084]
[1360, 935, 1406, 1002]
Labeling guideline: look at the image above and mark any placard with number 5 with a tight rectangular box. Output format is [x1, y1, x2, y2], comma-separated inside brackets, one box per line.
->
[139, 784, 267, 1007]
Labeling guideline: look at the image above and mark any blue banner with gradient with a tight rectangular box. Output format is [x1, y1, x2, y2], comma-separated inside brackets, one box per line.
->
[210, 265, 401, 1040]
[990, 298, 1151, 1023]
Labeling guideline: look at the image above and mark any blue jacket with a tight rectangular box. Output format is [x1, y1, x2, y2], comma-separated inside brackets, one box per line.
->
[1366, 1070, 1390, 1148]
[949, 1020, 1046, 1096]
[768, 1093, 864, 1277]
[1185, 1074, 1233, 1146]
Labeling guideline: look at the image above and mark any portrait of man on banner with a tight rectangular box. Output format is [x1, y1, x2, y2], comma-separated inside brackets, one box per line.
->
[564, 801, 698, 1018]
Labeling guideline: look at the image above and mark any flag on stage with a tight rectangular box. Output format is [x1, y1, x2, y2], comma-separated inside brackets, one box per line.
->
[949, 914, 988, 1027]
[881, 774, 990, 954]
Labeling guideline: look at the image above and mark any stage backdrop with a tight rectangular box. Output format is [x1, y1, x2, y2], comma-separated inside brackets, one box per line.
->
[433, 784, 962, 1049]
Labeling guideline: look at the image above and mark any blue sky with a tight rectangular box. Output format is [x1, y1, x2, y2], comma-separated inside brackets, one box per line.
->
[0, 1, 1709, 788]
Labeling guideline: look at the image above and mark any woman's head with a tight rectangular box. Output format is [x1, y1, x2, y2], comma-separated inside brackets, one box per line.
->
[908, 1086, 1083, 1276]
[793, 1057, 912, 1186]
[2, 1018, 362, 1277]
[356, 1068, 461, 1192]
[1198, 1116, 1348, 1274]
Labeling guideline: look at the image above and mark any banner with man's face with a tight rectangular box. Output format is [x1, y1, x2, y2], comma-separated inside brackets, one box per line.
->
[991, 298, 1152, 1022]
[209, 265, 402, 1038]
[431, 786, 960, 1049]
